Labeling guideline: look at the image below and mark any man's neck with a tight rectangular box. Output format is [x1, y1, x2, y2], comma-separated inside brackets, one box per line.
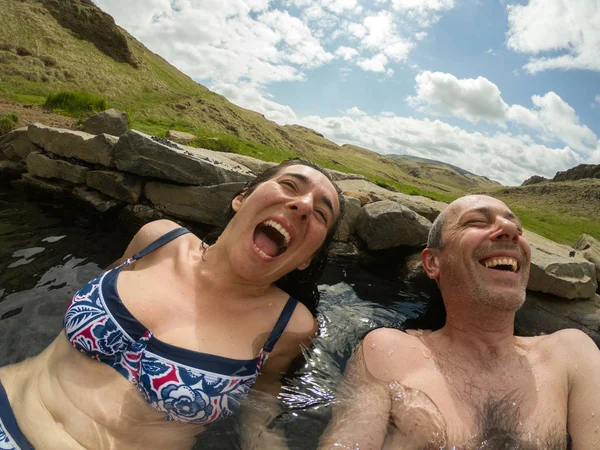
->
[437, 306, 519, 361]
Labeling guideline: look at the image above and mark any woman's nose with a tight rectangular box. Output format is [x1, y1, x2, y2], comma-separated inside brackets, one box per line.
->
[287, 194, 313, 220]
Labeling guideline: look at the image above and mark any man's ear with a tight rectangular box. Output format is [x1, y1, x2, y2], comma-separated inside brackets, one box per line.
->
[421, 248, 440, 280]
[231, 190, 247, 212]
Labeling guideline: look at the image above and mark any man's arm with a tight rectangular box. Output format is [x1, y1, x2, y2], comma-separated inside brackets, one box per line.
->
[565, 329, 600, 449]
[318, 340, 392, 450]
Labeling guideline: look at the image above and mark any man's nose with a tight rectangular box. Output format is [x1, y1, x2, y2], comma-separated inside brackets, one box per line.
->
[287, 194, 313, 220]
[492, 217, 519, 242]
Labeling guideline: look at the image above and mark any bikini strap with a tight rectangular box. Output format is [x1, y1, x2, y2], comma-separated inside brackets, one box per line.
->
[262, 297, 299, 353]
[131, 227, 190, 261]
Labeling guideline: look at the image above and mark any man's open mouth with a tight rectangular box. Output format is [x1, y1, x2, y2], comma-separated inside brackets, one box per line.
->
[479, 257, 519, 272]
[253, 220, 291, 259]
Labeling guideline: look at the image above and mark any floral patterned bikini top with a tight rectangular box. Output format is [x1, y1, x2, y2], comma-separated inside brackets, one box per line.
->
[64, 227, 298, 424]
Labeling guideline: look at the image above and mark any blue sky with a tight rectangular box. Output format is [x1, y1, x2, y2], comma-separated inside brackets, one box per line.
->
[93, 0, 600, 185]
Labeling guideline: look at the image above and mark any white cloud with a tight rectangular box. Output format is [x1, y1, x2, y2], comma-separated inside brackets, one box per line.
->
[298, 113, 582, 185]
[345, 106, 367, 116]
[93, 0, 331, 86]
[357, 53, 390, 73]
[407, 71, 598, 155]
[506, 0, 600, 73]
[407, 71, 509, 123]
[390, 0, 455, 26]
[210, 81, 298, 125]
[335, 46, 360, 61]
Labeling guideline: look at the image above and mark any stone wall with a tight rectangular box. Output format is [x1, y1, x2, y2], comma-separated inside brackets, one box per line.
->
[1, 119, 598, 303]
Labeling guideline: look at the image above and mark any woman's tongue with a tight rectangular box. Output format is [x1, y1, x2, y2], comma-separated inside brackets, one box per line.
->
[253, 226, 284, 257]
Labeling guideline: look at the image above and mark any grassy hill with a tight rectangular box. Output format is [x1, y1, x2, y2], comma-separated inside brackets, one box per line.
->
[0, 0, 598, 245]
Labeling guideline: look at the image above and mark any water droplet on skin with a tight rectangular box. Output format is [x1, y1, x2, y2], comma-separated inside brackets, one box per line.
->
[593, 412, 596, 417]
[575, 364, 579, 370]
[387, 350, 394, 357]
[268, 302, 272, 306]
[422, 349, 431, 359]
[411, 345, 416, 349]
[512, 402, 517, 406]
[370, 342, 376, 349]
[536, 386, 540, 392]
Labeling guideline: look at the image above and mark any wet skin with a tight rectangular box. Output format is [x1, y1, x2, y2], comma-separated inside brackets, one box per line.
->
[0, 165, 341, 449]
[320, 195, 600, 450]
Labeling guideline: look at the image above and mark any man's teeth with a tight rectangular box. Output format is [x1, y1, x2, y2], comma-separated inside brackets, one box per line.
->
[484, 257, 518, 272]
[262, 220, 290, 247]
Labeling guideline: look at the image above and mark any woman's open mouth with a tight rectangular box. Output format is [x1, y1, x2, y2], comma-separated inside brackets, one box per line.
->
[253, 220, 291, 259]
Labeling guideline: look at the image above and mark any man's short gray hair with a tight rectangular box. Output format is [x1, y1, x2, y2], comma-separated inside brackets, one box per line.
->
[427, 212, 445, 249]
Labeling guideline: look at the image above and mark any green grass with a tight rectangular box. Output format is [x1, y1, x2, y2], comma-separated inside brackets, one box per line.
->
[512, 207, 600, 245]
[132, 116, 297, 162]
[44, 91, 107, 117]
[0, 112, 18, 135]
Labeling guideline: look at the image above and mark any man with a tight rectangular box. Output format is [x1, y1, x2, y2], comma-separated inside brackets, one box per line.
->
[319, 195, 600, 450]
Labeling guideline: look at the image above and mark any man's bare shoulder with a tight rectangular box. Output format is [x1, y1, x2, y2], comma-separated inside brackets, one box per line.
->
[362, 327, 432, 382]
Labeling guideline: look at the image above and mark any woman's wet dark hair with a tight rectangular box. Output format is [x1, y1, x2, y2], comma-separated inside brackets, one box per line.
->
[204, 158, 345, 316]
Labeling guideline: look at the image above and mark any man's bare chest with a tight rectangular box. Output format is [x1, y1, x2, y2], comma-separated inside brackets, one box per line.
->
[387, 357, 569, 449]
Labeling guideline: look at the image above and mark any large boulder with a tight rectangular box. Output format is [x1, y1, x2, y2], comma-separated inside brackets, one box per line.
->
[28, 124, 117, 167]
[573, 234, 600, 283]
[221, 153, 277, 175]
[336, 179, 446, 221]
[113, 130, 254, 185]
[72, 186, 123, 213]
[525, 230, 597, 299]
[356, 200, 432, 250]
[144, 181, 246, 226]
[0, 127, 38, 162]
[516, 291, 600, 347]
[82, 109, 129, 137]
[26, 152, 88, 184]
[0, 160, 26, 180]
[334, 196, 362, 242]
[18, 173, 71, 196]
[86, 170, 143, 203]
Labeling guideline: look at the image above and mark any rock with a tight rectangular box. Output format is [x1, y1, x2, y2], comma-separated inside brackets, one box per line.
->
[86, 170, 143, 203]
[0, 127, 39, 163]
[521, 175, 549, 186]
[336, 179, 446, 221]
[398, 251, 428, 284]
[26, 152, 88, 184]
[119, 204, 168, 225]
[0, 160, 26, 180]
[145, 181, 246, 226]
[18, 173, 71, 196]
[356, 200, 432, 250]
[525, 230, 598, 300]
[334, 196, 362, 242]
[222, 153, 277, 175]
[553, 163, 600, 182]
[327, 169, 368, 182]
[72, 186, 123, 213]
[516, 291, 600, 347]
[573, 234, 600, 283]
[113, 130, 254, 185]
[28, 123, 117, 167]
[327, 241, 376, 264]
[82, 109, 129, 137]
[166, 130, 196, 144]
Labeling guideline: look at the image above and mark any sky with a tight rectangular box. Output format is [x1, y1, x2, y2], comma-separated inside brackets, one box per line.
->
[92, 0, 600, 186]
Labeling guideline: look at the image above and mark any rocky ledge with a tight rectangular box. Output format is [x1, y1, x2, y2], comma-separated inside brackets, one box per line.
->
[1, 111, 599, 339]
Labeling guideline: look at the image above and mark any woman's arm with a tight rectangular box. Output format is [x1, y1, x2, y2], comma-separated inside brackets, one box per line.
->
[240, 307, 317, 450]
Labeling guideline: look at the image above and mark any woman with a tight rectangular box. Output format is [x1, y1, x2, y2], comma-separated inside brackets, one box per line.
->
[0, 158, 344, 449]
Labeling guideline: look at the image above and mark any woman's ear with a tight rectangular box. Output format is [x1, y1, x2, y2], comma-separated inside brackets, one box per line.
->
[231, 190, 247, 212]
[421, 248, 440, 280]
